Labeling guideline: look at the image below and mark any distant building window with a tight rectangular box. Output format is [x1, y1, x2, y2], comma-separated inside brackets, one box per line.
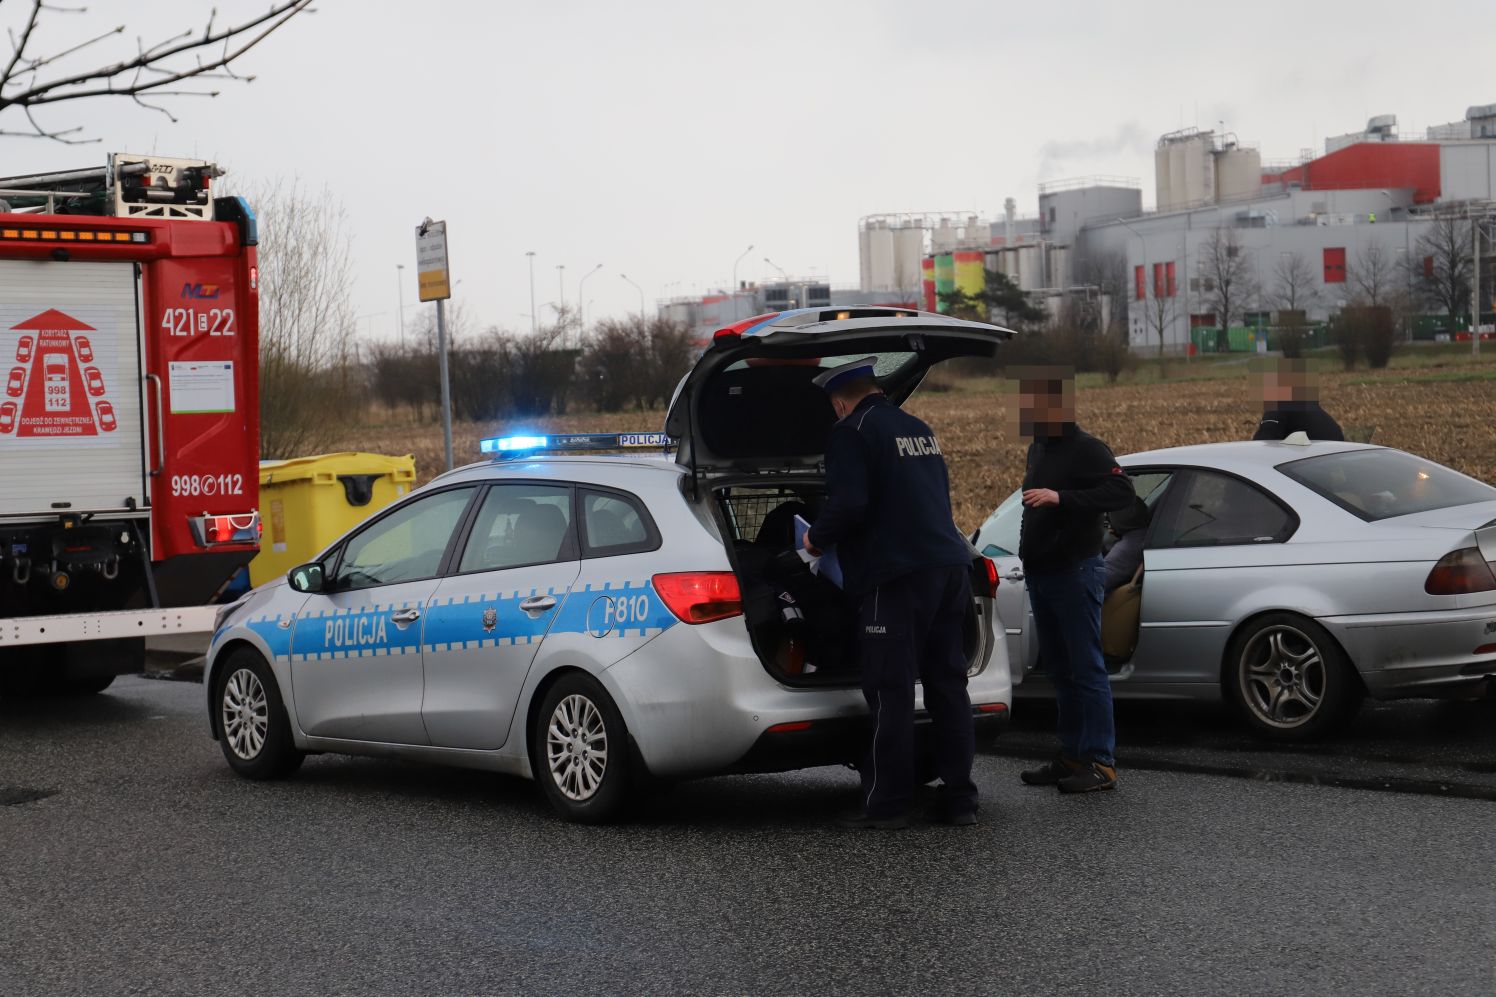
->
[1423, 255, 1435, 279]
[1323, 247, 1347, 284]
[1153, 262, 1165, 299]
[1134, 265, 1146, 301]
[1165, 261, 1177, 298]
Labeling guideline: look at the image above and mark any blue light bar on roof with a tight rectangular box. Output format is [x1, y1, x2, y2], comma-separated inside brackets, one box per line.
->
[480, 434, 549, 454]
[479, 432, 676, 458]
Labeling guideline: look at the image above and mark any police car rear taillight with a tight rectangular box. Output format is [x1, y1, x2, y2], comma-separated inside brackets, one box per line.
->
[652, 571, 742, 624]
[974, 557, 999, 598]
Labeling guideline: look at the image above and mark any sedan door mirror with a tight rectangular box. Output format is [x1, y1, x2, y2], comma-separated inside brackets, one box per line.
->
[287, 561, 326, 593]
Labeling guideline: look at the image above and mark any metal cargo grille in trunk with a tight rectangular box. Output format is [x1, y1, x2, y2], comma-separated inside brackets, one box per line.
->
[720, 486, 814, 547]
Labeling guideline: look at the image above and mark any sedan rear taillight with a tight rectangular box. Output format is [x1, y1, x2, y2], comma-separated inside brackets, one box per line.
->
[652, 571, 743, 624]
[1425, 547, 1496, 595]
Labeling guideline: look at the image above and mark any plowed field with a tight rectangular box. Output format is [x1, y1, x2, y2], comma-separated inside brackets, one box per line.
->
[338, 359, 1496, 532]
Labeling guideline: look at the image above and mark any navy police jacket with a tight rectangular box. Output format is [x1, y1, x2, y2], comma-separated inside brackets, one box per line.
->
[809, 394, 971, 599]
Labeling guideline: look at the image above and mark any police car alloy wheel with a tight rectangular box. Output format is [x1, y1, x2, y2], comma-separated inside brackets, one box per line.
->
[533, 673, 631, 823]
[222, 666, 268, 761]
[214, 648, 305, 780]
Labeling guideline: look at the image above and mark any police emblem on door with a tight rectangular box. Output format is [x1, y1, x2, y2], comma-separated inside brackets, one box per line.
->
[482, 607, 497, 633]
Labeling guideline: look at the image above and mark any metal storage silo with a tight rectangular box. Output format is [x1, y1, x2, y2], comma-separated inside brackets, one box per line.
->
[933, 253, 955, 312]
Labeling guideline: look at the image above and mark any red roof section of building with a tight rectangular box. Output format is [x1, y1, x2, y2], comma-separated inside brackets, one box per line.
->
[1262, 142, 1442, 204]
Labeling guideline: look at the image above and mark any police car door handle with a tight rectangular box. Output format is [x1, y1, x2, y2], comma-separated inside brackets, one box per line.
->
[519, 595, 557, 617]
[1004, 569, 1025, 582]
[390, 608, 421, 627]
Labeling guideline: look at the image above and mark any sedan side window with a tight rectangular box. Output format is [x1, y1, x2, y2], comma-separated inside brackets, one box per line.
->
[1152, 471, 1295, 548]
[458, 484, 576, 572]
[335, 487, 476, 590]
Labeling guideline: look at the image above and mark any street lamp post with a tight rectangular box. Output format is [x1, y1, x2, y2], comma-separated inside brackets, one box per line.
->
[395, 263, 406, 349]
[763, 256, 788, 282]
[525, 251, 538, 335]
[732, 243, 754, 320]
[620, 273, 646, 317]
[577, 263, 603, 339]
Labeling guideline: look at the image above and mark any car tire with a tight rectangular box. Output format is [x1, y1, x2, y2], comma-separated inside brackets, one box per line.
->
[532, 672, 632, 823]
[1227, 613, 1363, 741]
[214, 648, 304, 780]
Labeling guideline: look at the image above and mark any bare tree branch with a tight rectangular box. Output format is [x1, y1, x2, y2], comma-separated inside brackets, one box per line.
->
[1, 1, 311, 142]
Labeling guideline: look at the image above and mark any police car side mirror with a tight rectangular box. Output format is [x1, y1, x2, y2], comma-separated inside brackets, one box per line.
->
[288, 561, 325, 594]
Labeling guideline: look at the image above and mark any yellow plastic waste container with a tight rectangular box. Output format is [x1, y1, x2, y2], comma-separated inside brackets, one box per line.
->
[249, 452, 417, 587]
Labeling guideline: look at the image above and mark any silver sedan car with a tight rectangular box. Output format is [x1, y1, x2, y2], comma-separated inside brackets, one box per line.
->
[977, 438, 1496, 739]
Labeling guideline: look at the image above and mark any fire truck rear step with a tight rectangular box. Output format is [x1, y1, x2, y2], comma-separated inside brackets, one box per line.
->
[0, 606, 217, 648]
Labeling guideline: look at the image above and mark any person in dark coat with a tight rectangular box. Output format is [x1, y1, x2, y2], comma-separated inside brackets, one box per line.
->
[1008, 369, 1134, 793]
[1252, 359, 1344, 441]
[1103, 497, 1151, 595]
[803, 357, 978, 829]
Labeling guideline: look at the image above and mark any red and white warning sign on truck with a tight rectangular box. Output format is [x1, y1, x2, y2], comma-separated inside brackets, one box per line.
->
[3, 307, 123, 440]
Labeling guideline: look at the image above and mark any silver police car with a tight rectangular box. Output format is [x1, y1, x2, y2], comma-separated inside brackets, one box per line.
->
[208, 309, 1014, 821]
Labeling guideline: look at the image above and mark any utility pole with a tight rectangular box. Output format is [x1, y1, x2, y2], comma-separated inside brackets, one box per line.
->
[732, 243, 754, 321]
[416, 219, 454, 471]
[1474, 216, 1482, 359]
[526, 251, 538, 335]
[395, 263, 406, 349]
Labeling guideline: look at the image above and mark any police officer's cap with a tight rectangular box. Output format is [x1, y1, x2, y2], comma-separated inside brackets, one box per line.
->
[812, 356, 878, 392]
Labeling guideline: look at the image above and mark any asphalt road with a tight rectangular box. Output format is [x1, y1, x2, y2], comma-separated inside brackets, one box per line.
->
[4, 677, 1496, 997]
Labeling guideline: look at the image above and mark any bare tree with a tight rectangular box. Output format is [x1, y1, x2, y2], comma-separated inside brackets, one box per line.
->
[1413, 217, 1473, 333]
[1141, 285, 1176, 358]
[1199, 227, 1257, 352]
[241, 178, 358, 458]
[1, 1, 312, 142]
[1349, 242, 1395, 308]
[1269, 251, 1318, 315]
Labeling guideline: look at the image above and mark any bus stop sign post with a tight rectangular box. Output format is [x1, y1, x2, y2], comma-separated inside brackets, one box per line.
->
[416, 218, 454, 471]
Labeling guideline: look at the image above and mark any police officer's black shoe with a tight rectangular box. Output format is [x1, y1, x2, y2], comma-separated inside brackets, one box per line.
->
[837, 809, 910, 830]
[924, 806, 978, 827]
[1019, 755, 1083, 786]
[1057, 762, 1118, 794]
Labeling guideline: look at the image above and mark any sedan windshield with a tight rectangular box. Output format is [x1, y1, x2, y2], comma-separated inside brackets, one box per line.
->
[1278, 449, 1496, 521]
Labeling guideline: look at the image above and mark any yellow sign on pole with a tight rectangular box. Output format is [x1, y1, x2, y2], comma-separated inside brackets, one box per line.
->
[415, 219, 451, 302]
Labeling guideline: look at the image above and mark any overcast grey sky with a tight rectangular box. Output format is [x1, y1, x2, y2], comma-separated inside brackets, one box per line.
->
[4, 0, 1493, 341]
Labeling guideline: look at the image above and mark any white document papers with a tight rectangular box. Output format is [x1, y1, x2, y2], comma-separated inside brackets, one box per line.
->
[793, 514, 844, 588]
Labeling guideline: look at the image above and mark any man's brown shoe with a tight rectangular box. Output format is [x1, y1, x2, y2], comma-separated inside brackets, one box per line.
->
[1057, 762, 1117, 793]
[1019, 755, 1083, 786]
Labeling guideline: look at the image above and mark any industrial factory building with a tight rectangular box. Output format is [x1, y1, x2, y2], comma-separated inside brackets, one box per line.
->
[860, 102, 1496, 352]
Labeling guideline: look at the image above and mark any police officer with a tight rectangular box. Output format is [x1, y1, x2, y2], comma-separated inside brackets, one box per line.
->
[1252, 358, 1344, 441]
[802, 357, 979, 829]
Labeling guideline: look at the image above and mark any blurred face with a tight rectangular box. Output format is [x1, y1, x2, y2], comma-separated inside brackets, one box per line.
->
[1253, 361, 1317, 408]
[1006, 368, 1075, 440]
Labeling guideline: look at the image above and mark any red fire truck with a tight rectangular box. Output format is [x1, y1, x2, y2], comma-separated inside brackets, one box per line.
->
[0, 154, 260, 693]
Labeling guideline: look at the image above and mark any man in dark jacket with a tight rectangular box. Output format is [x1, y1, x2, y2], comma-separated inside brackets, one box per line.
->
[1010, 370, 1134, 793]
[804, 357, 978, 829]
[1252, 359, 1344, 441]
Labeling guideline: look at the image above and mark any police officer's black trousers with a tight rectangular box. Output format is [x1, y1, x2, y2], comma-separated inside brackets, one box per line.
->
[855, 564, 978, 819]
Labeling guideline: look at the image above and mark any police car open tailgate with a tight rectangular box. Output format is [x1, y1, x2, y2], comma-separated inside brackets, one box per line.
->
[665, 308, 1013, 474]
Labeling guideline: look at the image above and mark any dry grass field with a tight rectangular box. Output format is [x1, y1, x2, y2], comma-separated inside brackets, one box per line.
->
[329, 348, 1496, 533]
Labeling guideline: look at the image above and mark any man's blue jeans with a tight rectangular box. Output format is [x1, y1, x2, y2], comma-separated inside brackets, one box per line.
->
[1026, 555, 1115, 767]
